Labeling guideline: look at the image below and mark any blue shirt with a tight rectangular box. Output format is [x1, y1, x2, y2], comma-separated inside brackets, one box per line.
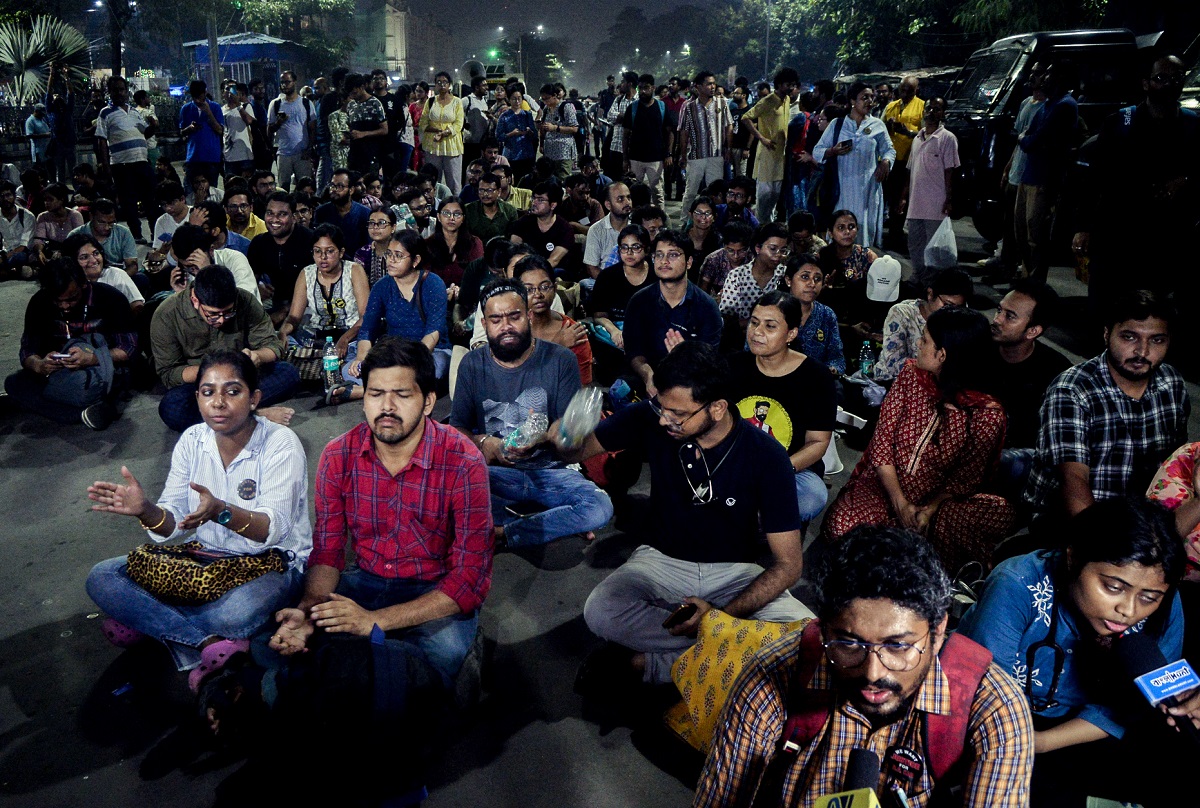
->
[314, 201, 371, 256]
[1019, 93, 1078, 188]
[25, 115, 51, 161]
[623, 280, 722, 366]
[180, 99, 226, 163]
[359, 270, 449, 348]
[957, 550, 1184, 739]
[496, 109, 536, 162]
[223, 230, 251, 255]
[792, 300, 845, 373]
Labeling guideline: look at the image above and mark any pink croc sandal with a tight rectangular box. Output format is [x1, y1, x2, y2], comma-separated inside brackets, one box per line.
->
[188, 638, 251, 693]
[101, 617, 145, 649]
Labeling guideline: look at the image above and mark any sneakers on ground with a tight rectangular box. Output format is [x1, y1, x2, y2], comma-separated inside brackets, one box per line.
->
[81, 402, 116, 430]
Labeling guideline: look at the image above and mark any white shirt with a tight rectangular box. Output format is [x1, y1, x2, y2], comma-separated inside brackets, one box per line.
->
[152, 418, 312, 568]
[222, 102, 256, 162]
[153, 208, 190, 250]
[212, 247, 262, 302]
[0, 205, 34, 250]
[98, 266, 145, 305]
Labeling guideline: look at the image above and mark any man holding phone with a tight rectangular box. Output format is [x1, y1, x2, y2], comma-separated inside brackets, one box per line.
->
[557, 339, 812, 692]
[179, 80, 225, 191]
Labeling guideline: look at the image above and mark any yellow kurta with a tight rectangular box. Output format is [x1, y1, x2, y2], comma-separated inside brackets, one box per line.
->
[743, 93, 790, 183]
[420, 95, 465, 157]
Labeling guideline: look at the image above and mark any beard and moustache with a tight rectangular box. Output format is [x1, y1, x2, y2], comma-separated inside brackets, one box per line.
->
[489, 323, 533, 362]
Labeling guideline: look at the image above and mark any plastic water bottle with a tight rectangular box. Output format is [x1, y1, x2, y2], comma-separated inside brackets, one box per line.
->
[858, 341, 876, 378]
[502, 409, 549, 454]
[322, 336, 341, 393]
[558, 387, 604, 449]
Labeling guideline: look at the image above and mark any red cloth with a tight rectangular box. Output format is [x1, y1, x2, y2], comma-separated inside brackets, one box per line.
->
[310, 419, 494, 612]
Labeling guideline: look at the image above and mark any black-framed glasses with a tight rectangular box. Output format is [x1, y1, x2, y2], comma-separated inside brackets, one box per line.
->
[523, 281, 555, 295]
[197, 303, 237, 324]
[648, 396, 707, 428]
[618, 244, 645, 254]
[823, 632, 930, 672]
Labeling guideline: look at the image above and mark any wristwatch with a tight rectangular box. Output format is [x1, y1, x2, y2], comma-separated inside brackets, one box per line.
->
[216, 502, 234, 526]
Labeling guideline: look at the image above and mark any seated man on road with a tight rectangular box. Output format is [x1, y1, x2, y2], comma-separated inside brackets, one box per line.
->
[150, 264, 298, 430]
[189, 199, 251, 255]
[558, 341, 812, 688]
[167, 223, 260, 301]
[4, 257, 135, 430]
[874, 267, 970, 383]
[694, 524, 1033, 807]
[67, 197, 138, 277]
[451, 278, 612, 549]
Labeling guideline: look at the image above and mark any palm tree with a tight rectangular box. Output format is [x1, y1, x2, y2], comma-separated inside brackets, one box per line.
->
[0, 16, 89, 105]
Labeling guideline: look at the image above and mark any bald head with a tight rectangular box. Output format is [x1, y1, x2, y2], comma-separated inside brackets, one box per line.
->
[899, 76, 919, 101]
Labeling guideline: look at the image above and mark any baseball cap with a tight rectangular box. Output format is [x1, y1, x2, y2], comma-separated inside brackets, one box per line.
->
[866, 255, 901, 302]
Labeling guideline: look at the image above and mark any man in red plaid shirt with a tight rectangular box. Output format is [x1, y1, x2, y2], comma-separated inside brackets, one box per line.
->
[270, 336, 493, 688]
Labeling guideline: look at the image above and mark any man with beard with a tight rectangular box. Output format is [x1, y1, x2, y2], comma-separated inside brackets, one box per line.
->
[987, 279, 1069, 500]
[314, 168, 371, 255]
[557, 341, 811, 691]
[268, 336, 492, 804]
[1024, 290, 1188, 530]
[693, 524, 1033, 807]
[247, 191, 316, 323]
[450, 278, 612, 549]
[582, 181, 633, 283]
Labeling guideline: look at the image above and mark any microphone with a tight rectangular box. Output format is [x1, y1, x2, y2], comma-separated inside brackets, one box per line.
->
[815, 747, 883, 808]
[1116, 630, 1200, 746]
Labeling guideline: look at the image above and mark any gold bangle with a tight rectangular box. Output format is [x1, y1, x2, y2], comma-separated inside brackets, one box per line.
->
[139, 508, 168, 532]
[236, 513, 253, 535]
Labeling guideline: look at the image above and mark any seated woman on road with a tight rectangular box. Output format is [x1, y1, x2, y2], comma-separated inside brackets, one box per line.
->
[516, 254, 593, 385]
[276, 223, 369, 369]
[587, 224, 655, 352]
[85, 351, 311, 692]
[958, 497, 1187, 808]
[343, 228, 450, 397]
[352, 206, 399, 287]
[822, 306, 1013, 573]
[785, 253, 844, 376]
[424, 196, 482, 292]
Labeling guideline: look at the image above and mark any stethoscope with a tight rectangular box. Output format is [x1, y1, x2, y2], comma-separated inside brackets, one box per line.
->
[1024, 601, 1066, 712]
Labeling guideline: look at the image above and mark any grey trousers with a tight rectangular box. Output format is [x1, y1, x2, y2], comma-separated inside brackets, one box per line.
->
[583, 544, 813, 683]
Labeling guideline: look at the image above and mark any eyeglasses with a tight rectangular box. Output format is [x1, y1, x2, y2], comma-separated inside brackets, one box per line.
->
[410, 203, 432, 213]
[1150, 73, 1183, 85]
[618, 244, 645, 254]
[653, 250, 685, 264]
[329, 183, 349, 190]
[523, 281, 555, 295]
[647, 396, 707, 428]
[197, 303, 237, 324]
[368, 220, 393, 228]
[822, 632, 930, 672]
[762, 244, 792, 257]
[226, 202, 250, 211]
[439, 210, 464, 219]
[479, 187, 498, 195]
[692, 209, 714, 219]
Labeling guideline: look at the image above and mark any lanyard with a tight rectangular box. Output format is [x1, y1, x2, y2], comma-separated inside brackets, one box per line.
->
[1025, 602, 1066, 712]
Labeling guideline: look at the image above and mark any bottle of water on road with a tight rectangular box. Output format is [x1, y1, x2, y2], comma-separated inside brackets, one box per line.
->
[858, 340, 876, 378]
[322, 336, 341, 393]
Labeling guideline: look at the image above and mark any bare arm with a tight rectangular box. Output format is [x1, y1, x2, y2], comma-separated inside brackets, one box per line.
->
[277, 274, 310, 342]
[1035, 717, 1109, 754]
[791, 430, 832, 474]
[631, 355, 656, 397]
[1059, 461, 1094, 517]
[721, 529, 803, 618]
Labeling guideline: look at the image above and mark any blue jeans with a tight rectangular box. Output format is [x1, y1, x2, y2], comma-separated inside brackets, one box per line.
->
[996, 448, 1036, 503]
[489, 465, 613, 547]
[795, 469, 828, 524]
[343, 341, 450, 383]
[315, 143, 334, 193]
[86, 555, 302, 670]
[336, 569, 478, 686]
[159, 361, 301, 431]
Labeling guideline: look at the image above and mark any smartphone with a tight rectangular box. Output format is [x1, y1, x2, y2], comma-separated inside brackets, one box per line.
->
[49, 352, 72, 360]
[662, 602, 697, 630]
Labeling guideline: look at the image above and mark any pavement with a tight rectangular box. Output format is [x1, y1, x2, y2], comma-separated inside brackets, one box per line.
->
[0, 201, 1197, 807]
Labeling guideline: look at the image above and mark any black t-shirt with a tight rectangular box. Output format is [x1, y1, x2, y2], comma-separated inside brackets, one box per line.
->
[374, 91, 406, 145]
[990, 341, 1072, 449]
[587, 262, 654, 321]
[730, 104, 752, 149]
[510, 214, 574, 260]
[622, 100, 670, 162]
[729, 352, 838, 476]
[23, 281, 135, 357]
[246, 224, 317, 304]
[595, 405, 800, 562]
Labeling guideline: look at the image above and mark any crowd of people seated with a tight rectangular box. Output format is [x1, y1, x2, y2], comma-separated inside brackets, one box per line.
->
[3, 55, 1198, 807]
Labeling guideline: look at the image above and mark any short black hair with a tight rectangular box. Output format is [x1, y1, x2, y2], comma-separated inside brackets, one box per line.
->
[311, 222, 345, 250]
[654, 340, 730, 407]
[631, 205, 667, 226]
[815, 524, 952, 627]
[513, 253, 554, 281]
[928, 268, 973, 300]
[638, 74, 655, 87]
[485, 237, 531, 270]
[192, 200, 227, 233]
[91, 198, 117, 217]
[532, 181, 563, 205]
[728, 175, 755, 196]
[651, 228, 692, 259]
[754, 290, 803, 330]
[169, 224, 215, 259]
[787, 210, 816, 234]
[342, 73, 366, 93]
[156, 181, 185, 203]
[198, 349, 259, 392]
[360, 336, 436, 396]
[1008, 277, 1057, 329]
[753, 222, 789, 248]
[37, 257, 86, 295]
[721, 219, 754, 246]
[192, 265, 239, 308]
[265, 190, 296, 211]
[773, 67, 800, 86]
[785, 253, 823, 283]
[1104, 288, 1174, 332]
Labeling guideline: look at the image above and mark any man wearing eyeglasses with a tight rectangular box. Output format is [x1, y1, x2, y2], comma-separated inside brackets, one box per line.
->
[450, 277, 612, 550]
[508, 182, 574, 269]
[463, 173, 519, 244]
[314, 168, 371, 255]
[559, 340, 810, 691]
[623, 230, 721, 397]
[151, 264, 299, 431]
[224, 189, 267, 240]
[694, 525, 1033, 807]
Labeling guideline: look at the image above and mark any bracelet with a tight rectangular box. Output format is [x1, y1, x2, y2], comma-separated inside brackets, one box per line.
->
[139, 508, 168, 532]
[236, 513, 253, 535]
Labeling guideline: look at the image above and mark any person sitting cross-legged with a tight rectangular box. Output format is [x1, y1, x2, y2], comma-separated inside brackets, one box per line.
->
[450, 277, 613, 549]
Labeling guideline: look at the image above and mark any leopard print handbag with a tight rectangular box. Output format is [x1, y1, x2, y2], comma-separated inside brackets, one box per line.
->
[126, 541, 290, 605]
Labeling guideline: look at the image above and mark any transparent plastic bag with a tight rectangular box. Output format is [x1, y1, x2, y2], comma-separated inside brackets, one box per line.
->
[924, 217, 958, 269]
[558, 387, 604, 448]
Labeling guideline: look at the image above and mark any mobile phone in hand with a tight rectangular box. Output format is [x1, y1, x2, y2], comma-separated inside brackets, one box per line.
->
[662, 602, 697, 629]
[48, 352, 72, 360]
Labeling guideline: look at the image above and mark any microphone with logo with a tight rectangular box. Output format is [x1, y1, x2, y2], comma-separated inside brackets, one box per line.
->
[816, 747, 883, 808]
[1116, 630, 1200, 746]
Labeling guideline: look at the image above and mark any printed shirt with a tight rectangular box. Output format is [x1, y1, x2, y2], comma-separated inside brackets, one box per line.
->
[718, 262, 788, 321]
[698, 247, 739, 293]
[606, 95, 635, 154]
[1024, 352, 1190, 512]
[875, 298, 925, 381]
[310, 420, 493, 613]
[693, 626, 1034, 808]
[958, 550, 1183, 738]
[153, 418, 312, 568]
[541, 103, 578, 161]
[679, 97, 731, 160]
[793, 301, 845, 373]
[96, 103, 148, 164]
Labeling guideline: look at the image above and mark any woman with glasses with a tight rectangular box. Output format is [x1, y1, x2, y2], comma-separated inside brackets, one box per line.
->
[515, 255, 593, 384]
[342, 229, 449, 396]
[588, 224, 655, 352]
[419, 71, 465, 195]
[353, 207, 398, 286]
[812, 81, 896, 248]
[718, 222, 792, 327]
[276, 224, 369, 374]
[822, 306, 1014, 574]
[698, 219, 754, 299]
[496, 85, 538, 185]
[683, 196, 721, 271]
[958, 497, 1187, 807]
[424, 196, 482, 290]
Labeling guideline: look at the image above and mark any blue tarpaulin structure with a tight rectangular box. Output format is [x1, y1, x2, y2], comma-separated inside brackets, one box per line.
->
[181, 32, 307, 88]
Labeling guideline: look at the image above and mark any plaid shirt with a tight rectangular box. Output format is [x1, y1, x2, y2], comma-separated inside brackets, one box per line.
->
[606, 95, 635, 154]
[694, 629, 1034, 808]
[310, 420, 493, 613]
[1024, 353, 1190, 513]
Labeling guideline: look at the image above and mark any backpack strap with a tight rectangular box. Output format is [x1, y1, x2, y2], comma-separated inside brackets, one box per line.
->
[779, 620, 833, 751]
[923, 632, 993, 782]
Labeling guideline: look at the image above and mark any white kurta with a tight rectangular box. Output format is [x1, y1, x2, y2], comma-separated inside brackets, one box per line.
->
[813, 114, 896, 248]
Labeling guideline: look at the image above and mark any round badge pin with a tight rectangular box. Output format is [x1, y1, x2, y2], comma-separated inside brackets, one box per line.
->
[237, 478, 258, 500]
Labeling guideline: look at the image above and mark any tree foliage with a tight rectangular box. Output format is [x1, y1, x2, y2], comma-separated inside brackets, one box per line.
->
[0, 15, 89, 103]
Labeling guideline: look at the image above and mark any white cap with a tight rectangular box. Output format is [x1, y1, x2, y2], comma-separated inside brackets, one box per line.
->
[866, 255, 901, 302]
